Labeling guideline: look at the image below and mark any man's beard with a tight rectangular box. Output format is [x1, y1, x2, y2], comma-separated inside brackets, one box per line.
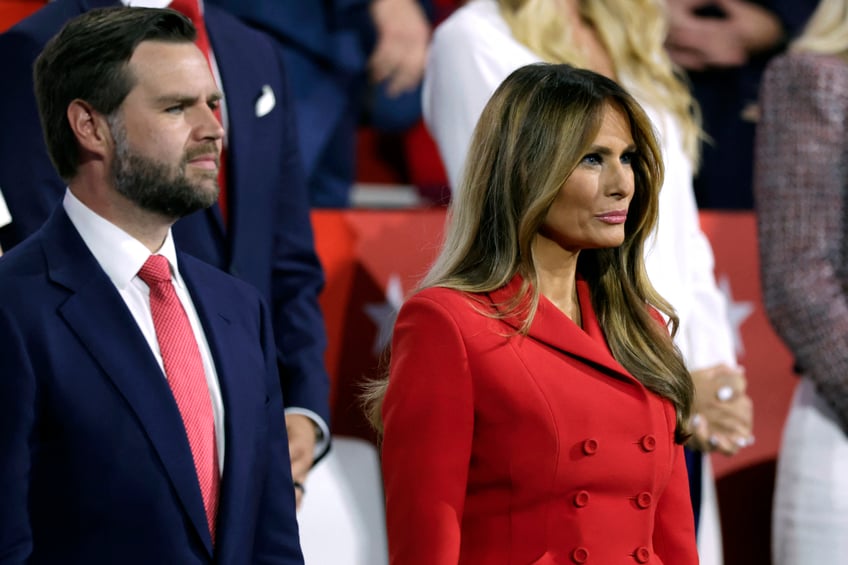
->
[109, 121, 219, 220]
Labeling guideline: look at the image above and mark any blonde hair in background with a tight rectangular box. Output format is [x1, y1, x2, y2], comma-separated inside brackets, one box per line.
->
[498, 0, 702, 167]
[791, 0, 848, 57]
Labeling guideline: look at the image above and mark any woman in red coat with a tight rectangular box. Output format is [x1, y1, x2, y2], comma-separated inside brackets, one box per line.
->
[369, 63, 699, 564]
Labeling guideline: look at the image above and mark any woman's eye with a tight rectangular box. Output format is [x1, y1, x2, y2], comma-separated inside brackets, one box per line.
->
[582, 153, 602, 165]
[621, 152, 636, 165]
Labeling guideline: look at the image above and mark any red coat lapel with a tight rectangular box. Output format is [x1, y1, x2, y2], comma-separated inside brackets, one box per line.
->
[487, 274, 636, 384]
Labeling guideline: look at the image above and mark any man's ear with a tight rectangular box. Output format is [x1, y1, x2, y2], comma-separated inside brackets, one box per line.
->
[67, 99, 113, 159]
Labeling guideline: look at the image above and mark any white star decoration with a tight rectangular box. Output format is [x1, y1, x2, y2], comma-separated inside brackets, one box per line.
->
[364, 274, 405, 356]
[717, 274, 754, 357]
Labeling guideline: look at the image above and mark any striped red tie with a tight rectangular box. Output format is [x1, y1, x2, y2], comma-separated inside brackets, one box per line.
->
[138, 254, 220, 540]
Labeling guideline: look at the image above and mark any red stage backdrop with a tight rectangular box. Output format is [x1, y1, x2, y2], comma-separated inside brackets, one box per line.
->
[312, 208, 797, 565]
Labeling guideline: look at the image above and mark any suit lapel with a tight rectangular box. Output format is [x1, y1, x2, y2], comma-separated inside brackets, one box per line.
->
[43, 210, 213, 555]
[488, 275, 636, 383]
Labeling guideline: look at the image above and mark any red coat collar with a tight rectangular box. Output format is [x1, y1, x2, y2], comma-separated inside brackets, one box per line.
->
[486, 274, 636, 384]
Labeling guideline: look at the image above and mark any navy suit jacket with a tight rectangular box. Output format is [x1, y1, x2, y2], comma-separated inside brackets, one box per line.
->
[0, 0, 331, 429]
[0, 207, 303, 564]
[207, 0, 430, 206]
[689, 0, 818, 209]
[206, 0, 370, 206]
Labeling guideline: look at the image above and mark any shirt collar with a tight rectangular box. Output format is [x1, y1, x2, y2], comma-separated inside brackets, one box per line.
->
[122, 0, 204, 11]
[62, 189, 184, 290]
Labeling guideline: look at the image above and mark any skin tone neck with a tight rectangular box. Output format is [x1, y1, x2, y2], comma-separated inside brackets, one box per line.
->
[532, 235, 582, 325]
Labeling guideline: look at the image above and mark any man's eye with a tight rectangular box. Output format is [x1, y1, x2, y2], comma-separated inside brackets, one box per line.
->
[165, 105, 184, 114]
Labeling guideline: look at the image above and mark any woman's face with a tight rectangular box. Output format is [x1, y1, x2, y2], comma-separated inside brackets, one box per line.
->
[540, 102, 637, 252]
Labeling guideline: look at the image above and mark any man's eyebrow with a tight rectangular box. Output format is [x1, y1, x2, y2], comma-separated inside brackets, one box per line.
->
[153, 91, 223, 106]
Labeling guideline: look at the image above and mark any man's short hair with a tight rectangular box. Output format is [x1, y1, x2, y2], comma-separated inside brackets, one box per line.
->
[34, 7, 196, 180]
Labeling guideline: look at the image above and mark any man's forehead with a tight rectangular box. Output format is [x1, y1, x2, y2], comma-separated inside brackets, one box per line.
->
[129, 39, 204, 66]
[126, 40, 218, 95]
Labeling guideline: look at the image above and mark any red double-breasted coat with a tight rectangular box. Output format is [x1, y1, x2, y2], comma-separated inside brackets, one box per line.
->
[381, 276, 698, 564]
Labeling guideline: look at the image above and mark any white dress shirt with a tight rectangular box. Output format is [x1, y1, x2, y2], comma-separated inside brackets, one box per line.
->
[63, 189, 226, 472]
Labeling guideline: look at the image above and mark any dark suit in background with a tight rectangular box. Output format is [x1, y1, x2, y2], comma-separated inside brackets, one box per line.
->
[0, 0, 331, 433]
[686, 0, 818, 210]
[0, 208, 303, 564]
[206, 0, 433, 207]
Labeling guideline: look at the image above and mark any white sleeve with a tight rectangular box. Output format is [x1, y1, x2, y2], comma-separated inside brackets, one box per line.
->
[422, 2, 540, 190]
[642, 110, 737, 371]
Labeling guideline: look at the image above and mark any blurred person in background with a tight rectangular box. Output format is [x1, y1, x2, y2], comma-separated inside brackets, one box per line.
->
[754, 0, 848, 562]
[206, 0, 433, 207]
[666, 0, 818, 210]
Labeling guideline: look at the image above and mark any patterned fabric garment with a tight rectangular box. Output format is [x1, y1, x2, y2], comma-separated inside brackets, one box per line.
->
[755, 50, 848, 565]
[755, 51, 848, 431]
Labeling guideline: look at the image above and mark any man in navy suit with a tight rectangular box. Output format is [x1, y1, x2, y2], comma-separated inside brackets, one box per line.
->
[0, 0, 330, 501]
[0, 8, 304, 563]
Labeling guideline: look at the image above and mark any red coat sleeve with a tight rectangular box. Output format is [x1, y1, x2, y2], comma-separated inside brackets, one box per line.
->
[381, 292, 474, 565]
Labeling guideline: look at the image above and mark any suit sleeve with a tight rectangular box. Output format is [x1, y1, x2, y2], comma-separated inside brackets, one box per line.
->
[0, 308, 36, 563]
[0, 26, 69, 251]
[653, 441, 699, 564]
[252, 297, 306, 564]
[267, 42, 331, 434]
[381, 293, 474, 565]
[754, 54, 848, 430]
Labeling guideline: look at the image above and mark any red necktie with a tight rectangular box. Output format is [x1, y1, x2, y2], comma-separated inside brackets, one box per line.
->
[138, 254, 220, 540]
[169, 0, 229, 225]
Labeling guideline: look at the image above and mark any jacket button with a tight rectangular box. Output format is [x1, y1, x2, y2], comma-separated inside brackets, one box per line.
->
[571, 547, 589, 563]
[573, 490, 590, 508]
[640, 434, 656, 452]
[633, 546, 650, 563]
[582, 438, 599, 455]
[636, 491, 653, 509]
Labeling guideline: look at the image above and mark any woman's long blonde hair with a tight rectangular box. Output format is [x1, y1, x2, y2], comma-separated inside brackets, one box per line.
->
[366, 64, 693, 441]
[791, 0, 848, 57]
[499, 0, 702, 166]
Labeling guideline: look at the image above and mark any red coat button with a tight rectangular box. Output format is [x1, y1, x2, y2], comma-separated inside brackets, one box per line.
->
[634, 546, 650, 563]
[574, 490, 590, 508]
[640, 435, 656, 452]
[582, 439, 599, 455]
[636, 491, 653, 509]
[571, 547, 589, 563]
